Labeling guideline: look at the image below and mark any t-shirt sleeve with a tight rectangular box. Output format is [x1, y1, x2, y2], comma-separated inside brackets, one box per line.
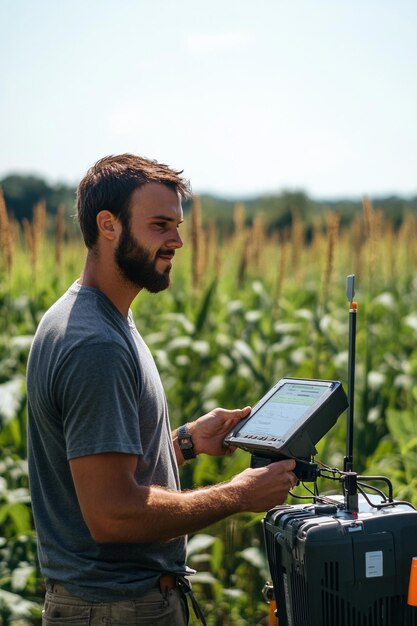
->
[55, 341, 142, 460]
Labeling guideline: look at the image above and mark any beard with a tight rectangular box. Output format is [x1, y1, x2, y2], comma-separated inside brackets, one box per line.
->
[115, 226, 171, 293]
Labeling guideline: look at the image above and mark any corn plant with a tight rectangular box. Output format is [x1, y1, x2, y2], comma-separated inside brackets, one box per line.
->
[1, 194, 417, 623]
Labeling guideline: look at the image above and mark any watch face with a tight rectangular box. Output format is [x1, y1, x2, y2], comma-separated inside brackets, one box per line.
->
[179, 426, 194, 450]
[178, 425, 196, 459]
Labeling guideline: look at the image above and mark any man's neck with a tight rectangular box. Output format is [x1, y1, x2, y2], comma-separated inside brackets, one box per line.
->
[80, 251, 141, 318]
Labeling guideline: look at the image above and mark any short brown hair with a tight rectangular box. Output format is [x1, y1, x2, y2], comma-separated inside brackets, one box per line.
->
[76, 153, 191, 248]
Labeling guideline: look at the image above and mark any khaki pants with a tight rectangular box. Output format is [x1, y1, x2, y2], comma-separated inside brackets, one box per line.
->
[42, 582, 188, 626]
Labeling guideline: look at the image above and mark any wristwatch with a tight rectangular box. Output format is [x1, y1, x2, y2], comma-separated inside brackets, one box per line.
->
[178, 424, 197, 461]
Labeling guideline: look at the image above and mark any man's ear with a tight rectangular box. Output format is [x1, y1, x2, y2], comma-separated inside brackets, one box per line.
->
[96, 211, 119, 241]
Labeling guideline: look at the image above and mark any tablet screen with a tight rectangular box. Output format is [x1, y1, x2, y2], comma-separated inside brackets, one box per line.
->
[237, 382, 330, 438]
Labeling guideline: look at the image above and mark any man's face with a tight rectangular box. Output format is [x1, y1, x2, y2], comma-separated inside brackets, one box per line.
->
[115, 225, 172, 293]
[115, 183, 184, 293]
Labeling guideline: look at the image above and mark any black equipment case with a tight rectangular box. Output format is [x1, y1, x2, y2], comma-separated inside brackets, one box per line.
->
[264, 499, 417, 626]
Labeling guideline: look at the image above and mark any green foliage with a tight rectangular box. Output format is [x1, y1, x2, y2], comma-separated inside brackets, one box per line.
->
[0, 456, 42, 625]
[187, 522, 270, 625]
[2, 205, 417, 624]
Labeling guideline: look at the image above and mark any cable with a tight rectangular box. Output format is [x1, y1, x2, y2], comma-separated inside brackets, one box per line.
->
[357, 481, 388, 502]
[356, 484, 416, 511]
[289, 459, 414, 512]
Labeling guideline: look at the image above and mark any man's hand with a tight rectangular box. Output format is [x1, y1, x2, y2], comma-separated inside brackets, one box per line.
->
[230, 459, 297, 512]
[180, 406, 251, 459]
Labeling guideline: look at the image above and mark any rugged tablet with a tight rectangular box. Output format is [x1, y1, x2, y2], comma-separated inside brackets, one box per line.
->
[224, 378, 348, 462]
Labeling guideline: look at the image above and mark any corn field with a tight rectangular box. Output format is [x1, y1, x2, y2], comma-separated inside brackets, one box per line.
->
[1, 189, 417, 625]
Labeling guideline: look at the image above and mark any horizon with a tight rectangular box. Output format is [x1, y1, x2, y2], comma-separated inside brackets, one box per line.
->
[2, 168, 416, 205]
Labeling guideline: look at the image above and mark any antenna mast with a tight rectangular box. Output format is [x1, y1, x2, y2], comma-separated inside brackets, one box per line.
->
[340, 274, 360, 513]
[344, 274, 357, 473]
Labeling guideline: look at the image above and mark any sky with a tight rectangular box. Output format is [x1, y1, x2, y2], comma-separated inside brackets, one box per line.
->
[1, 0, 416, 199]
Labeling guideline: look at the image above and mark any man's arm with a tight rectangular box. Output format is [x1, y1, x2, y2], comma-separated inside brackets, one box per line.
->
[69, 452, 296, 544]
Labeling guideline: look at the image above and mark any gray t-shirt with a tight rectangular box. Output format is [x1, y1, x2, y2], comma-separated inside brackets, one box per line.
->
[27, 282, 188, 602]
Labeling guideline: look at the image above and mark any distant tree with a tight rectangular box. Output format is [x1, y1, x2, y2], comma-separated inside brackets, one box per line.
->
[251, 190, 313, 231]
[0, 174, 76, 221]
[1, 173, 415, 232]
[1, 175, 50, 221]
[48, 183, 77, 218]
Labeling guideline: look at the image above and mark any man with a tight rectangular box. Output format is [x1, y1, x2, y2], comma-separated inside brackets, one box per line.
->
[27, 153, 297, 626]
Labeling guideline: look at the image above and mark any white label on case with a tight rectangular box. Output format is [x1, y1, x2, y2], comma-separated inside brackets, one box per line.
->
[366, 550, 383, 577]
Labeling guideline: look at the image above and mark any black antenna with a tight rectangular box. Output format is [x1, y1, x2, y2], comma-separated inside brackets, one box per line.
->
[344, 274, 357, 472]
[341, 274, 359, 513]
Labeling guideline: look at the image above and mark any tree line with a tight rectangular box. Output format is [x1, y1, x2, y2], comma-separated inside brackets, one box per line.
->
[1, 173, 416, 232]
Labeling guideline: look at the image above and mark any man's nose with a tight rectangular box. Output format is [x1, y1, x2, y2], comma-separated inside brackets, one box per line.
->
[167, 230, 183, 249]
